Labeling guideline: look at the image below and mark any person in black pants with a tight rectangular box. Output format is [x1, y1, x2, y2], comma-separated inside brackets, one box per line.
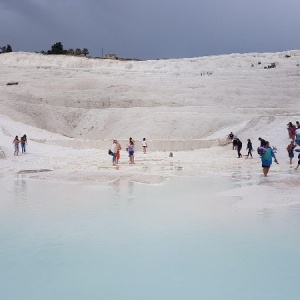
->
[236, 139, 243, 158]
[246, 139, 253, 158]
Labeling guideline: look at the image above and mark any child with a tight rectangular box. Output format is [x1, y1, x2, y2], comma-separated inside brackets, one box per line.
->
[287, 141, 296, 164]
[142, 138, 147, 154]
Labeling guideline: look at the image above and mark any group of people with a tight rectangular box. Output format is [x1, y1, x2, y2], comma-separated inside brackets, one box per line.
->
[228, 120, 300, 176]
[228, 132, 278, 177]
[286, 121, 300, 170]
[109, 137, 148, 166]
[13, 135, 27, 156]
[229, 133, 253, 159]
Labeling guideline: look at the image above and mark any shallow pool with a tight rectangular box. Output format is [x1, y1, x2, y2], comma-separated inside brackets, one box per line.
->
[0, 175, 300, 300]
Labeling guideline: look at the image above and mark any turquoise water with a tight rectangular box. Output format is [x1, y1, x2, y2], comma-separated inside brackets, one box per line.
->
[0, 175, 300, 300]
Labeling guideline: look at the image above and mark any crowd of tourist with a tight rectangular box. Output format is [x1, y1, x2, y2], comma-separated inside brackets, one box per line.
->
[228, 120, 300, 176]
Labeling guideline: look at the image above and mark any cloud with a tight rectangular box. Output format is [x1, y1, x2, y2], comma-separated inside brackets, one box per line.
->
[1, 0, 300, 59]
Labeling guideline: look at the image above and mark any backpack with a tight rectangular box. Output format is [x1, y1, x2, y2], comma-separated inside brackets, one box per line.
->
[257, 146, 266, 155]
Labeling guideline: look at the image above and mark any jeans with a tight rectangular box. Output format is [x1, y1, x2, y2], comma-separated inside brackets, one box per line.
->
[21, 143, 26, 153]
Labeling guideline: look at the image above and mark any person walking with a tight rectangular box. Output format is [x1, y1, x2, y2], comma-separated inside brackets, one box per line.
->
[110, 140, 117, 166]
[259, 141, 278, 177]
[286, 141, 296, 165]
[13, 136, 20, 156]
[20, 134, 27, 153]
[236, 138, 242, 158]
[246, 139, 253, 158]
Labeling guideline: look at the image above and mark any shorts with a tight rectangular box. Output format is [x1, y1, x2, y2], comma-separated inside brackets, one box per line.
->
[14, 145, 19, 151]
[129, 151, 134, 156]
[289, 151, 294, 158]
[262, 164, 270, 168]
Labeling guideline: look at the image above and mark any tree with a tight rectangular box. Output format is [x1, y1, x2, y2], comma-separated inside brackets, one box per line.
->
[0, 44, 12, 54]
[67, 48, 75, 55]
[82, 48, 89, 57]
[6, 44, 12, 52]
[75, 48, 82, 56]
[48, 42, 64, 54]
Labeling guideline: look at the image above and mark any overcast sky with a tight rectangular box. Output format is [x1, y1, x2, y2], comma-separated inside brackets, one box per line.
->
[1, 0, 300, 60]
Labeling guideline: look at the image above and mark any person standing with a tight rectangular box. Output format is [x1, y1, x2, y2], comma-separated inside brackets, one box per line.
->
[246, 139, 253, 158]
[128, 140, 135, 164]
[236, 138, 242, 158]
[259, 141, 278, 177]
[142, 138, 147, 154]
[295, 125, 300, 146]
[110, 140, 117, 166]
[13, 136, 20, 156]
[20, 134, 27, 153]
[286, 141, 296, 165]
[116, 140, 122, 164]
[287, 122, 296, 141]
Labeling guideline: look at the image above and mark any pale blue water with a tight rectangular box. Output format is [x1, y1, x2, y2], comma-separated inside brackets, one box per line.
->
[0, 175, 300, 300]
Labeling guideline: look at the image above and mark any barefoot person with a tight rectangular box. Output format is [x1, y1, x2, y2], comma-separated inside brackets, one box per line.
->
[259, 141, 278, 177]
[20, 134, 27, 153]
[142, 138, 147, 154]
[286, 141, 296, 165]
[13, 136, 20, 156]
[116, 140, 122, 164]
[128, 140, 135, 164]
[110, 140, 117, 166]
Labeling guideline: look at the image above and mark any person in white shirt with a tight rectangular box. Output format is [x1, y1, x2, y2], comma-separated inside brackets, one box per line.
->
[142, 138, 147, 154]
[110, 140, 117, 166]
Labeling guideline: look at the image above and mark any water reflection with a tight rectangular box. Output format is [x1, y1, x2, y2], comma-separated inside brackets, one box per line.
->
[14, 174, 27, 202]
[1, 176, 300, 300]
[127, 181, 134, 201]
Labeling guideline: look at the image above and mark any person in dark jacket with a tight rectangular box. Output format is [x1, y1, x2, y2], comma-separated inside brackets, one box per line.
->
[246, 139, 253, 158]
[258, 137, 267, 147]
[236, 139, 243, 158]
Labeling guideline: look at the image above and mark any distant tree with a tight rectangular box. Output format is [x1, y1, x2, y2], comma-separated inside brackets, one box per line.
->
[6, 44, 12, 52]
[67, 48, 75, 55]
[82, 48, 89, 57]
[75, 48, 82, 56]
[49, 42, 64, 54]
[0, 44, 13, 54]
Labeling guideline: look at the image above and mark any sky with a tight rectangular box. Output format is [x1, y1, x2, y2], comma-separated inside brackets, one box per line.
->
[1, 0, 300, 60]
